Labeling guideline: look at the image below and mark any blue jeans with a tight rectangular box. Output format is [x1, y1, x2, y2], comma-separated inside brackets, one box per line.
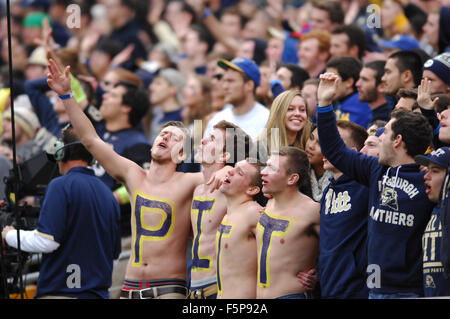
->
[369, 292, 421, 299]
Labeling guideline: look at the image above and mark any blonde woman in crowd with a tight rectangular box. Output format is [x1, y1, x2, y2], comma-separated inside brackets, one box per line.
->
[257, 90, 312, 162]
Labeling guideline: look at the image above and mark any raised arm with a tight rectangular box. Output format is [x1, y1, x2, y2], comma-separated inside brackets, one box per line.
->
[46, 59, 140, 185]
[316, 73, 379, 186]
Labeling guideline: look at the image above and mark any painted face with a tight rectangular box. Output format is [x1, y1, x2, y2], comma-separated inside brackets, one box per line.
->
[284, 95, 307, 135]
[424, 163, 447, 203]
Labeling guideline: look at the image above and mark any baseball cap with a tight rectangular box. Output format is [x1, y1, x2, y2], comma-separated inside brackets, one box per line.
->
[23, 12, 51, 28]
[379, 34, 420, 51]
[414, 147, 450, 168]
[423, 52, 450, 86]
[218, 57, 261, 87]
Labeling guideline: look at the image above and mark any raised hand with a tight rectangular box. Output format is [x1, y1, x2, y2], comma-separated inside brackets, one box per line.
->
[317, 72, 340, 107]
[417, 78, 439, 110]
[47, 59, 72, 96]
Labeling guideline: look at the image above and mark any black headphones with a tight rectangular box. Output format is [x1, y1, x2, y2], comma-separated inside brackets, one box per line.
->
[52, 140, 95, 166]
[52, 140, 82, 162]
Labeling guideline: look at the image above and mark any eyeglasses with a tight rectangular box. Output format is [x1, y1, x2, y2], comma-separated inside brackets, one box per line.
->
[213, 74, 223, 80]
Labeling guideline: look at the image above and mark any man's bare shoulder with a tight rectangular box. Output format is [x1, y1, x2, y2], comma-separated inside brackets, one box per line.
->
[181, 171, 205, 187]
[294, 193, 320, 218]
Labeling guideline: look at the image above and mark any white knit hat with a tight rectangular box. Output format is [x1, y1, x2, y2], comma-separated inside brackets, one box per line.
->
[3, 106, 40, 138]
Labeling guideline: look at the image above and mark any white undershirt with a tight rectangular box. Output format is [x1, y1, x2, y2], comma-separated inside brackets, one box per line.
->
[6, 230, 60, 254]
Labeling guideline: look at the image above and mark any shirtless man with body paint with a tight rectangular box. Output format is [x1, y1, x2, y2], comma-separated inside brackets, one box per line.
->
[257, 146, 320, 299]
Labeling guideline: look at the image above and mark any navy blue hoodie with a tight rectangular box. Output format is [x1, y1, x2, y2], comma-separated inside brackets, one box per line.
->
[318, 108, 434, 295]
[319, 174, 369, 298]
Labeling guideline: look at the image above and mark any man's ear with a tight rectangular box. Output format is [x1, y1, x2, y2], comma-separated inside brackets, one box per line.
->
[122, 104, 132, 114]
[377, 82, 386, 95]
[219, 151, 231, 164]
[287, 173, 299, 186]
[349, 45, 359, 60]
[393, 134, 403, 149]
[344, 77, 354, 92]
[401, 70, 413, 86]
[246, 185, 261, 197]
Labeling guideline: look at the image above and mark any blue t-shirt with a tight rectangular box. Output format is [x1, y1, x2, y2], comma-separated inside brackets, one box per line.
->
[319, 174, 369, 299]
[35, 167, 121, 299]
[335, 92, 372, 129]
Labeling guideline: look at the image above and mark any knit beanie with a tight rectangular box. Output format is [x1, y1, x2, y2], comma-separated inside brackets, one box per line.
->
[423, 52, 450, 85]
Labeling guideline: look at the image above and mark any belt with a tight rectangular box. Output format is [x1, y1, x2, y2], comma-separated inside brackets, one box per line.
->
[188, 283, 218, 299]
[120, 286, 188, 299]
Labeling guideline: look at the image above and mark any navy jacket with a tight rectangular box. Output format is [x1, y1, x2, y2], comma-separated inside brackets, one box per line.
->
[318, 107, 434, 295]
[319, 174, 369, 298]
[439, 168, 450, 279]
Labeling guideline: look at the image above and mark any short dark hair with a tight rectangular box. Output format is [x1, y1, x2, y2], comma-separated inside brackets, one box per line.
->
[279, 63, 310, 89]
[326, 56, 362, 91]
[213, 120, 253, 167]
[189, 24, 214, 53]
[115, 81, 150, 127]
[396, 88, 418, 101]
[246, 157, 267, 206]
[311, 0, 344, 25]
[336, 120, 368, 151]
[61, 125, 93, 164]
[435, 93, 450, 114]
[276, 146, 312, 198]
[94, 37, 124, 59]
[364, 60, 386, 86]
[331, 24, 366, 59]
[390, 109, 432, 157]
[389, 50, 423, 87]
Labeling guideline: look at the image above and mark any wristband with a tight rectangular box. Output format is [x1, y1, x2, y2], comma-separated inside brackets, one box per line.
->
[59, 92, 74, 100]
[115, 186, 130, 205]
[316, 104, 333, 113]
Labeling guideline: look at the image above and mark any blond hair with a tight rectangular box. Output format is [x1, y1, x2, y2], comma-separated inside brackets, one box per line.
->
[258, 90, 312, 153]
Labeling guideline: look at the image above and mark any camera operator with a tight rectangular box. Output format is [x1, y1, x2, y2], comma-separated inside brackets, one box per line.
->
[1, 125, 121, 299]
